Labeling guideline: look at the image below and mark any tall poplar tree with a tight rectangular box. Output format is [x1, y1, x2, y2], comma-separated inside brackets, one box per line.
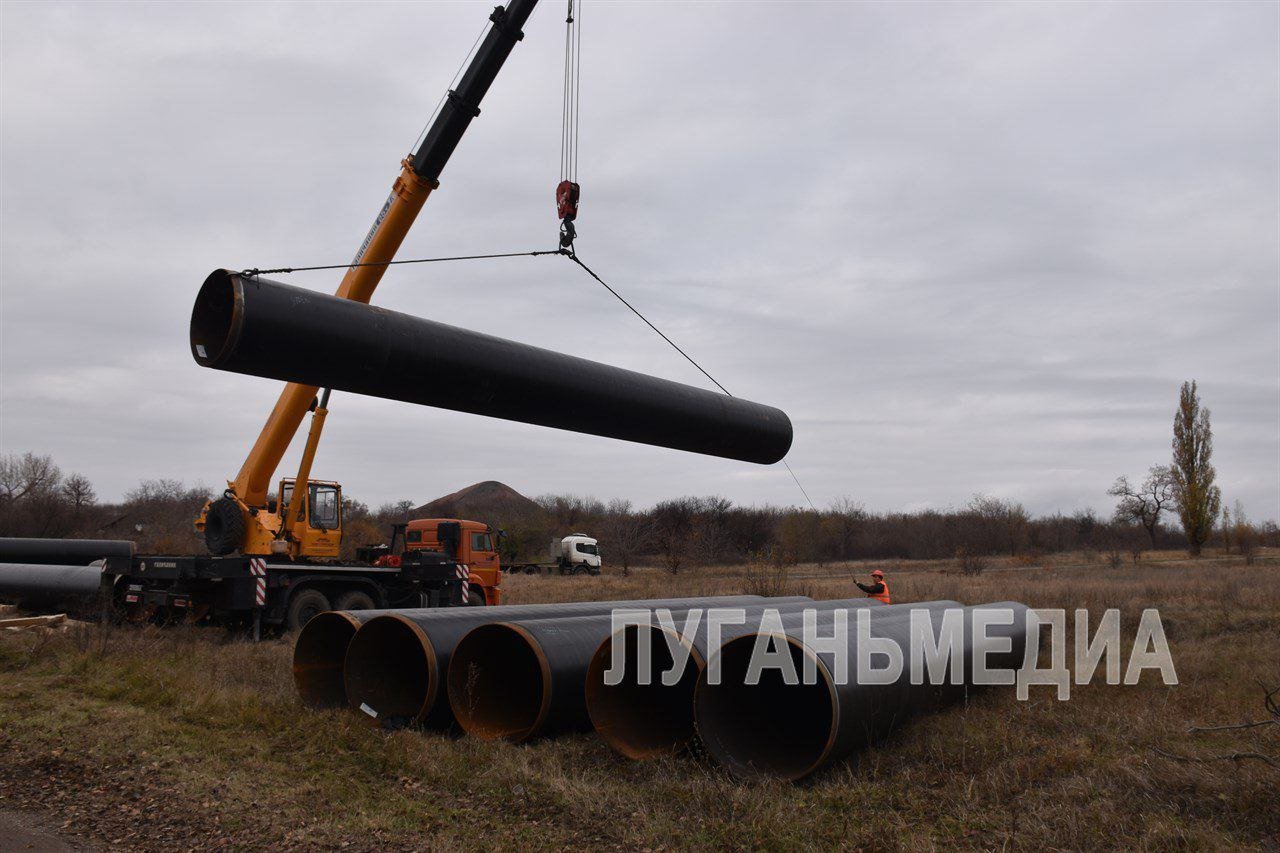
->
[1170, 381, 1221, 556]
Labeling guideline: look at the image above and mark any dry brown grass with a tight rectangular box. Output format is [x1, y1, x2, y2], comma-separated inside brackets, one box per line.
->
[1, 552, 1277, 849]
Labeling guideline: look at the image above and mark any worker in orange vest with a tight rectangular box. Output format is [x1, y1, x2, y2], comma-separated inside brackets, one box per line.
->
[856, 569, 891, 604]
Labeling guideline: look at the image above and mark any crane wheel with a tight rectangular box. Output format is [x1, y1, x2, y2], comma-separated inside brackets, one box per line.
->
[334, 590, 376, 611]
[204, 497, 245, 556]
[285, 589, 331, 632]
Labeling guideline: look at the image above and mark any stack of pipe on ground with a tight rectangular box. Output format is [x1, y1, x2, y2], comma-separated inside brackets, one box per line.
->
[691, 601, 1034, 780]
[294, 597, 786, 720]
[293, 597, 1035, 782]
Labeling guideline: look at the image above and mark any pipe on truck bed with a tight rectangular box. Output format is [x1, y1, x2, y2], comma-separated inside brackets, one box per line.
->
[0, 562, 103, 610]
[0, 537, 134, 566]
[191, 270, 793, 465]
[584, 597, 889, 760]
[446, 597, 812, 742]
[693, 601, 1036, 781]
[341, 597, 784, 729]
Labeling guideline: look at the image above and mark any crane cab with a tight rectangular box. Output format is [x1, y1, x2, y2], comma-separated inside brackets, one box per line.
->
[273, 477, 342, 559]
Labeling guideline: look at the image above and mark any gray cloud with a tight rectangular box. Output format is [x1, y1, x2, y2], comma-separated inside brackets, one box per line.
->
[2, 0, 1276, 521]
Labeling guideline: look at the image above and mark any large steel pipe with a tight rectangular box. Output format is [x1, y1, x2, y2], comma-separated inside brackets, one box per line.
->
[693, 601, 1034, 781]
[0, 562, 104, 610]
[0, 537, 134, 566]
[293, 610, 395, 709]
[447, 597, 811, 742]
[343, 596, 779, 729]
[585, 597, 888, 760]
[191, 270, 792, 465]
[296, 599, 761, 710]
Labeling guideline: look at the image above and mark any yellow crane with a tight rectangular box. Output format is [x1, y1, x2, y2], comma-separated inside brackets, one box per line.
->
[196, 0, 540, 560]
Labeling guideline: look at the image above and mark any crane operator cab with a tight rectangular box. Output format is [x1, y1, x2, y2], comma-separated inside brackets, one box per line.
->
[275, 477, 342, 558]
[197, 475, 344, 560]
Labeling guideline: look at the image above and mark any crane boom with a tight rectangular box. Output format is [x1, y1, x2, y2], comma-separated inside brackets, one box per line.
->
[202, 0, 539, 557]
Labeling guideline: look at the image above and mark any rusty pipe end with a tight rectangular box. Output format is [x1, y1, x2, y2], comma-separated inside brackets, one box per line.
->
[585, 624, 706, 760]
[293, 611, 363, 709]
[343, 614, 438, 728]
[693, 632, 838, 782]
[448, 622, 551, 742]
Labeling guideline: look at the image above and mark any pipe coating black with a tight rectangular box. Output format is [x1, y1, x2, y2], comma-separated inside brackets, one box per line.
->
[191, 270, 793, 464]
[448, 597, 812, 742]
[0, 537, 134, 566]
[342, 597, 777, 730]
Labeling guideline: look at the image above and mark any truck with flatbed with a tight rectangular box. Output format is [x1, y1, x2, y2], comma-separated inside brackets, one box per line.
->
[505, 534, 602, 575]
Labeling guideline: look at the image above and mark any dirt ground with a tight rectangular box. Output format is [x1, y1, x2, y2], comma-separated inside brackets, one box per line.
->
[0, 807, 86, 851]
[1, 551, 1276, 850]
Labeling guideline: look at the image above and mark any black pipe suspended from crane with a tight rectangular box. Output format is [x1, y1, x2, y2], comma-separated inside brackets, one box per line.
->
[190, 270, 793, 466]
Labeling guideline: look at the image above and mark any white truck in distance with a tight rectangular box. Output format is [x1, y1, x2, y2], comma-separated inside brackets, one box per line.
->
[505, 534, 602, 576]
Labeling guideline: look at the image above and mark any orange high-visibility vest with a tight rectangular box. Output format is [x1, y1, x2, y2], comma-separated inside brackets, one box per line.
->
[868, 579, 890, 605]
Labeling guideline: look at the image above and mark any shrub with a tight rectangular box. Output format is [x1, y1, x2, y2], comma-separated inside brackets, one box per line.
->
[955, 546, 986, 576]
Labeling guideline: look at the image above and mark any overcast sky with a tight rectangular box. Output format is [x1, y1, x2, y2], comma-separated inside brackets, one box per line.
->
[1, 0, 1277, 521]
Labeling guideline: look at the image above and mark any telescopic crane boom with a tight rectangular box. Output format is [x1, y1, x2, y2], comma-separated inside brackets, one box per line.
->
[198, 0, 540, 559]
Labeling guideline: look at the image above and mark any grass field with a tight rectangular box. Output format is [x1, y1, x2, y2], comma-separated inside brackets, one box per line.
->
[1, 551, 1277, 849]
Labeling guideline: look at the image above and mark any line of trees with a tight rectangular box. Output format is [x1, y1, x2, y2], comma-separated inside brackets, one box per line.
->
[491, 490, 1277, 573]
[1, 380, 1273, 567]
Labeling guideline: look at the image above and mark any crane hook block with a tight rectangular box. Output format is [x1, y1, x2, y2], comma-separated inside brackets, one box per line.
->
[556, 180, 580, 221]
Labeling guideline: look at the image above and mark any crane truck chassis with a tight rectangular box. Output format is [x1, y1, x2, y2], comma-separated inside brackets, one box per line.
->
[92, 518, 502, 634]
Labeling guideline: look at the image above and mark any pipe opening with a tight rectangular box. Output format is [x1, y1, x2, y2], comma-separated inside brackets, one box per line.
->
[189, 269, 240, 367]
[448, 623, 548, 741]
[586, 625, 701, 759]
[695, 634, 835, 781]
[343, 615, 435, 726]
[292, 612, 361, 709]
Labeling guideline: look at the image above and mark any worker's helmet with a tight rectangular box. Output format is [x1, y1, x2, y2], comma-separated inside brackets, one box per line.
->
[871, 569, 885, 578]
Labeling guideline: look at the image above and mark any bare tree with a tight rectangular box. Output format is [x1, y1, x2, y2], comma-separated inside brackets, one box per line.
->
[0, 452, 61, 504]
[600, 499, 651, 577]
[535, 494, 605, 531]
[1108, 466, 1175, 548]
[0, 452, 74, 536]
[1229, 500, 1258, 564]
[63, 473, 96, 510]
[122, 479, 213, 552]
[376, 499, 416, 522]
[651, 498, 697, 575]
[1219, 505, 1234, 553]
[966, 494, 1031, 556]
[1171, 381, 1221, 556]
[691, 496, 734, 564]
[825, 496, 865, 561]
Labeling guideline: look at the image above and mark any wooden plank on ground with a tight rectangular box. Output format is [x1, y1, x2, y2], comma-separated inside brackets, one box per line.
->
[0, 613, 67, 629]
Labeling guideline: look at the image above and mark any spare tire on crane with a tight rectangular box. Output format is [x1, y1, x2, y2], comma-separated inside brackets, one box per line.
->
[204, 497, 245, 556]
